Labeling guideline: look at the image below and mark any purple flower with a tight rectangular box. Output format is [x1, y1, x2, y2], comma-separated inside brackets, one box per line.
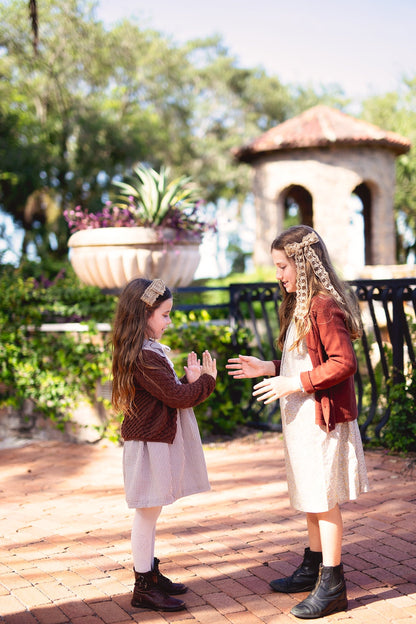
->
[64, 205, 137, 233]
[63, 199, 216, 236]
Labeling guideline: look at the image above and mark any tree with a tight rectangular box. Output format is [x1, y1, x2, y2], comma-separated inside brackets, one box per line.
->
[28, 0, 38, 54]
[361, 81, 416, 262]
[1, 0, 338, 268]
[1, 0, 193, 260]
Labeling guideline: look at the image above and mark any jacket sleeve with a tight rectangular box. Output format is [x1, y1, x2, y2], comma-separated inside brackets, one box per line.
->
[135, 350, 216, 409]
[273, 360, 281, 376]
[300, 297, 357, 394]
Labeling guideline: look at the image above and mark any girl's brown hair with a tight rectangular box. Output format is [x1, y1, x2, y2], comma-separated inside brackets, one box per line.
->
[111, 278, 172, 414]
[271, 225, 362, 350]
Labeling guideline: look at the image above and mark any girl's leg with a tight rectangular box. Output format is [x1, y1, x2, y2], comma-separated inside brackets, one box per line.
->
[151, 522, 157, 563]
[290, 505, 346, 618]
[315, 504, 343, 566]
[306, 512, 322, 552]
[269, 514, 322, 593]
[131, 506, 162, 573]
[131, 506, 185, 611]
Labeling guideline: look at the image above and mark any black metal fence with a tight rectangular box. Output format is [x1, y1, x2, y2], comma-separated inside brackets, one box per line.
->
[177, 278, 416, 441]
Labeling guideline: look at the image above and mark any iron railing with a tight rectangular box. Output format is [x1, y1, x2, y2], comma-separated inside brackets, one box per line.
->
[176, 278, 416, 440]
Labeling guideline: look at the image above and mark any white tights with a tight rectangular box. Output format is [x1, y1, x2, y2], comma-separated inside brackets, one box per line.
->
[131, 506, 162, 573]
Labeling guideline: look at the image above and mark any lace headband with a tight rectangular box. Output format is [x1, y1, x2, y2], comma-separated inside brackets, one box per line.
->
[284, 232, 343, 320]
[140, 279, 166, 305]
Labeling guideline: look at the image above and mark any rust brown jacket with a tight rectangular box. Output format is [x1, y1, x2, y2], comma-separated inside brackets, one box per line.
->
[274, 294, 358, 432]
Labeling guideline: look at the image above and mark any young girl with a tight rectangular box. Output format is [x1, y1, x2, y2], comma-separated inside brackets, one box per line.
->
[112, 277, 217, 612]
[227, 225, 369, 619]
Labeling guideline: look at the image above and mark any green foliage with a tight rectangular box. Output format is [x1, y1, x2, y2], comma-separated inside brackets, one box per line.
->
[206, 266, 277, 285]
[0, 265, 254, 439]
[0, 0, 338, 266]
[164, 310, 253, 437]
[0, 265, 116, 427]
[352, 337, 391, 439]
[382, 367, 416, 453]
[377, 315, 416, 453]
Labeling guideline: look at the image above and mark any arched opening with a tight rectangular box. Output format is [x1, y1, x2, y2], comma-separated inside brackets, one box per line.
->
[353, 182, 372, 265]
[345, 194, 365, 277]
[283, 185, 313, 227]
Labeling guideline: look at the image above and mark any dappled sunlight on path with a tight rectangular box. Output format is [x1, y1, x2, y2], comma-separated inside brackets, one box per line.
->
[1, 435, 416, 623]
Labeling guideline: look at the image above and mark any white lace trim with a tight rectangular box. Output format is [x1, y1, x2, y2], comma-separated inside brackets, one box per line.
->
[284, 232, 344, 320]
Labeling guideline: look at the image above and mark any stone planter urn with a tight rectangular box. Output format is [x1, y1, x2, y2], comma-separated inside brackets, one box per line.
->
[68, 227, 201, 289]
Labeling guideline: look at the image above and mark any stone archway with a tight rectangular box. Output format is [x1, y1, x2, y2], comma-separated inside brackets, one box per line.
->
[353, 182, 372, 265]
[284, 185, 313, 227]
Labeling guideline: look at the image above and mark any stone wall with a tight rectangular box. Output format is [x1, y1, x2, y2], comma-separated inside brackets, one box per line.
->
[251, 145, 397, 272]
[0, 394, 111, 449]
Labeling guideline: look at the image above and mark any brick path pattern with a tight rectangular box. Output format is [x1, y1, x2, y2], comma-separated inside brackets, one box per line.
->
[1, 435, 416, 624]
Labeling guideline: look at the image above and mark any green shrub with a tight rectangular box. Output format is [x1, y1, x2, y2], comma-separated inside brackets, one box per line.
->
[352, 338, 391, 440]
[382, 367, 416, 453]
[165, 310, 253, 437]
[0, 265, 116, 428]
[373, 316, 416, 453]
[0, 267, 253, 439]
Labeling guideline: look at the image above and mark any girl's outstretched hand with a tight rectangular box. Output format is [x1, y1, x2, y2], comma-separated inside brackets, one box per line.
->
[184, 351, 201, 383]
[226, 354, 266, 379]
[253, 375, 299, 404]
[201, 350, 217, 380]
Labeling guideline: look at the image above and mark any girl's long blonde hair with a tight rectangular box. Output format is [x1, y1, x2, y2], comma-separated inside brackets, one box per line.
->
[111, 278, 172, 414]
[271, 225, 362, 350]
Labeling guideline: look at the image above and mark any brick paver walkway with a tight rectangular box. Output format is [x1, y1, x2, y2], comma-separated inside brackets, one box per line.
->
[1, 434, 416, 623]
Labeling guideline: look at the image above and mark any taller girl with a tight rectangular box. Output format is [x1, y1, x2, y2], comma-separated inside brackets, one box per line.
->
[227, 225, 369, 619]
[112, 278, 217, 612]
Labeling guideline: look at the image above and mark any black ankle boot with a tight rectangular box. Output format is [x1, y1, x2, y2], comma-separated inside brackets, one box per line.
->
[153, 557, 188, 595]
[290, 563, 348, 619]
[132, 568, 185, 611]
[270, 547, 322, 593]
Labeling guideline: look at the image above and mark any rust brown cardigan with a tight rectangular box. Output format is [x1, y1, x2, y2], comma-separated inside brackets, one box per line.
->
[121, 348, 216, 443]
[273, 294, 358, 432]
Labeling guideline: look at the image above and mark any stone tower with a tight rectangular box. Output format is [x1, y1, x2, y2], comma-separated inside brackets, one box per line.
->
[234, 105, 411, 277]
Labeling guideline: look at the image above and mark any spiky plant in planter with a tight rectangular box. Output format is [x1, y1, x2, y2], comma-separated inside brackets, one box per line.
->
[65, 164, 216, 289]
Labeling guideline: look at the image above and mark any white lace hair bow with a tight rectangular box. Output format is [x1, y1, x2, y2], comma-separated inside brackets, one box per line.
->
[284, 232, 343, 320]
[140, 279, 166, 305]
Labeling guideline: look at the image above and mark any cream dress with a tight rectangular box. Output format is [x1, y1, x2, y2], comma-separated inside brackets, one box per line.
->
[123, 341, 210, 508]
[280, 321, 369, 513]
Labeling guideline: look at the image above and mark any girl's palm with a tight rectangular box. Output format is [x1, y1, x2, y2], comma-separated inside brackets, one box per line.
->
[184, 351, 201, 383]
[201, 350, 217, 379]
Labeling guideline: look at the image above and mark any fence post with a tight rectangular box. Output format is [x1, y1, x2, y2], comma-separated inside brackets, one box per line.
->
[391, 286, 405, 384]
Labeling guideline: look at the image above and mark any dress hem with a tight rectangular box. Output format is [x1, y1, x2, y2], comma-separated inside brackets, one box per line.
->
[290, 485, 370, 514]
[126, 485, 211, 509]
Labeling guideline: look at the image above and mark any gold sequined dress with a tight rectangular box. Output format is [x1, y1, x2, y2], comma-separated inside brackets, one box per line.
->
[280, 321, 369, 513]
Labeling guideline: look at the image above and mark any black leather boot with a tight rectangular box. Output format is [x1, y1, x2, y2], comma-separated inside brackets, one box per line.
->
[290, 563, 348, 619]
[131, 569, 185, 611]
[153, 557, 188, 595]
[269, 547, 322, 593]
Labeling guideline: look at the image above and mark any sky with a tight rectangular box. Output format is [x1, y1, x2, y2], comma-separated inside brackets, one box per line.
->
[96, 0, 416, 105]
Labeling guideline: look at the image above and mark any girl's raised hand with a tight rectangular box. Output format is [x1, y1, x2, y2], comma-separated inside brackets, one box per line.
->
[226, 354, 265, 379]
[184, 351, 201, 383]
[201, 350, 217, 380]
[253, 375, 299, 404]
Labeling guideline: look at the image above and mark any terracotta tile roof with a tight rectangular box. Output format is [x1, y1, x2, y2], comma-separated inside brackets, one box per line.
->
[234, 105, 411, 162]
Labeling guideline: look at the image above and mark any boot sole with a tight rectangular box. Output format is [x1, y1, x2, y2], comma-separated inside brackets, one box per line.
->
[290, 598, 348, 619]
[270, 582, 317, 593]
[164, 587, 188, 595]
[131, 600, 186, 611]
